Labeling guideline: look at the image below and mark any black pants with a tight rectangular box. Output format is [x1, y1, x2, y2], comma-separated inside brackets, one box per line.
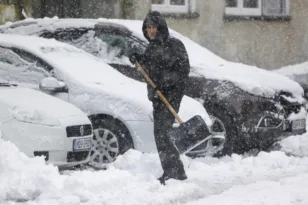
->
[152, 90, 186, 178]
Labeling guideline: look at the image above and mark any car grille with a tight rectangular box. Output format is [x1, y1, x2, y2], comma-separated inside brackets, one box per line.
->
[66, 124, 92, 138]
[67, 151, 89, 162]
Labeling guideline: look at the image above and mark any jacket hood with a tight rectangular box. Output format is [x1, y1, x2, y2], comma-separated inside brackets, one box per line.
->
[142, 11, 169, 42]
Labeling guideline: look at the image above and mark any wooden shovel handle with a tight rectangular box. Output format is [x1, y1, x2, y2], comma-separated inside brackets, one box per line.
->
[135, 61, 183, 124]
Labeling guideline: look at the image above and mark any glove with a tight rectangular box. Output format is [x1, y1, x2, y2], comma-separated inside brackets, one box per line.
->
[128, 52, 141, 64]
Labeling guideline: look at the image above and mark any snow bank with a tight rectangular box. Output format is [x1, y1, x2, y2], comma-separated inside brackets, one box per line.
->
[185, 173, 308, 205]
[0, 139, 62, 202]
[1, 132, 308, 205]
[279, 132, 308, 157]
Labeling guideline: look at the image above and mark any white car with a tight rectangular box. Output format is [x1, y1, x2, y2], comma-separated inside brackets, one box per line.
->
[0, 82, 93, 168]
[0, 34, 223, 168]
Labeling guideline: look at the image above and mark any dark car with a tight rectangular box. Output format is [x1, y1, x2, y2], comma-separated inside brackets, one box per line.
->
[275, 62, 308, 102]
[2, 18, 306, 156]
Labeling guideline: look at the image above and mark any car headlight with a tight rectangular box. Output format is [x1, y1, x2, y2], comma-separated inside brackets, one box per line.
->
[257, 115, 283, 128]
[10, 106, 60, 127]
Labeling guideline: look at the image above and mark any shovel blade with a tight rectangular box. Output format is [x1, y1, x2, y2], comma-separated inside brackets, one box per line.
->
[168, 115, 211, 154]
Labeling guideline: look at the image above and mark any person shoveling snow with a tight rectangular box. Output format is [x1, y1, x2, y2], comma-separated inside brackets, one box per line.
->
[129, 11, 211, 185]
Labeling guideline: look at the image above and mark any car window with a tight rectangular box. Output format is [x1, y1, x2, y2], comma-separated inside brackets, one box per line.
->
[40, 28, 105, 58]
[11, 48, 54, 72]
[42, 28, 89, 41]
[0, 47, 51, 85]
[96, 33, 146, 57]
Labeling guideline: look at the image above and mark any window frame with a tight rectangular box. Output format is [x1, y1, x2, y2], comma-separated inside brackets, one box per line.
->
[151, 0, 197, 14]
[225, 0, 262, 16]
[224, 0, 290, 19]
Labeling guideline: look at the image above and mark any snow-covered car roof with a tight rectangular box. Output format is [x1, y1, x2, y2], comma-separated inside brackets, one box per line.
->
[274, 62, 308, 88]
[0, 17, 304, 102]
[0, 34, 211, 124]
[275, 62, 308, 76]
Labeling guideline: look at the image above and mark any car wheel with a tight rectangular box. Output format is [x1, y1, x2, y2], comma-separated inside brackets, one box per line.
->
[89, 116, 134, 169]
[209, 107, 246, 157]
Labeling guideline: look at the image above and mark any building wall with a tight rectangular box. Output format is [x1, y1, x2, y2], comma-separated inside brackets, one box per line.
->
[0, 0, 30, 24]
[30, 0, 121, 19]
[134, 0, 308, 70]
[0, 4, 18, 24]
[80, 0, 118, 18]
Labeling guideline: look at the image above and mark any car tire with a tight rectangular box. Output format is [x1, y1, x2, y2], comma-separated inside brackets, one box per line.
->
[208, 106, 246, 157]
[88, 116, 134, 169]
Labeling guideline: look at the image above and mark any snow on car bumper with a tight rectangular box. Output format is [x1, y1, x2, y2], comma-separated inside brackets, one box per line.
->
[1, 117, 92, 168]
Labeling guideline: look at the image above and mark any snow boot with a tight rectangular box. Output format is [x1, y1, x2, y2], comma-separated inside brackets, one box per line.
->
[158, 172, 187, 185]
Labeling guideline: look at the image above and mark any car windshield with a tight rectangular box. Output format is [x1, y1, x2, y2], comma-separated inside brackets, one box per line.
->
[95, 33, 147, 63]
[38, 44, 138, 87]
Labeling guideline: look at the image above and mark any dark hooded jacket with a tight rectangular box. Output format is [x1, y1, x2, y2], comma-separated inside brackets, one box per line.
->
[140, 11, 190, 101]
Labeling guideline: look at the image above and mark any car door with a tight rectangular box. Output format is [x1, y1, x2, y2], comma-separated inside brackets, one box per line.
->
[0, 46, 69, 101]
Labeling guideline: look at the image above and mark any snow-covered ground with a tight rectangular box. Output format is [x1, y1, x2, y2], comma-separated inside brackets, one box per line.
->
[1, 129, 308, 205]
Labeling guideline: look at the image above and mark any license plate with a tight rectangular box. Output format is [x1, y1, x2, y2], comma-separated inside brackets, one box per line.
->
[73, 138, 92, 151]
[292, 119, 306, 130]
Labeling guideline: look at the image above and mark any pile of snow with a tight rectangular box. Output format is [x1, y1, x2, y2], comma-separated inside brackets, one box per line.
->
[1, 131, 308, 205]
[0, 139, 61, 202]
[186, 172, 308, 205]
[279, 132, 308, 157]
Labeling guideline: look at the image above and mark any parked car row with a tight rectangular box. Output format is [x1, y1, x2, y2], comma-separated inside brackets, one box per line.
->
[0, 33, 225, 169]
[0, 17, 306, 169]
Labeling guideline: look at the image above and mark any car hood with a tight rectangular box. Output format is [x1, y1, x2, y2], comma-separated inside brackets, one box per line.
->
[0, 86, 86, 119]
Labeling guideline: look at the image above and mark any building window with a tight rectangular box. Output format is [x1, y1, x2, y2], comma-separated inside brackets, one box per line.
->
[226, 0, 237, 7]
[244, 0, 258, 8]
[151, 0, 196, 15]
[224, 0, 290, 19]
[170, 0, 185, 5]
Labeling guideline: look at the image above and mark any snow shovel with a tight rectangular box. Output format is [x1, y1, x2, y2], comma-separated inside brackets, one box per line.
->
[135, 61, 212, 154]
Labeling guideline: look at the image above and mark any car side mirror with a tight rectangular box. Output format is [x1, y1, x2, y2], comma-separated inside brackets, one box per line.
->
[39, 77, 68, 92]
